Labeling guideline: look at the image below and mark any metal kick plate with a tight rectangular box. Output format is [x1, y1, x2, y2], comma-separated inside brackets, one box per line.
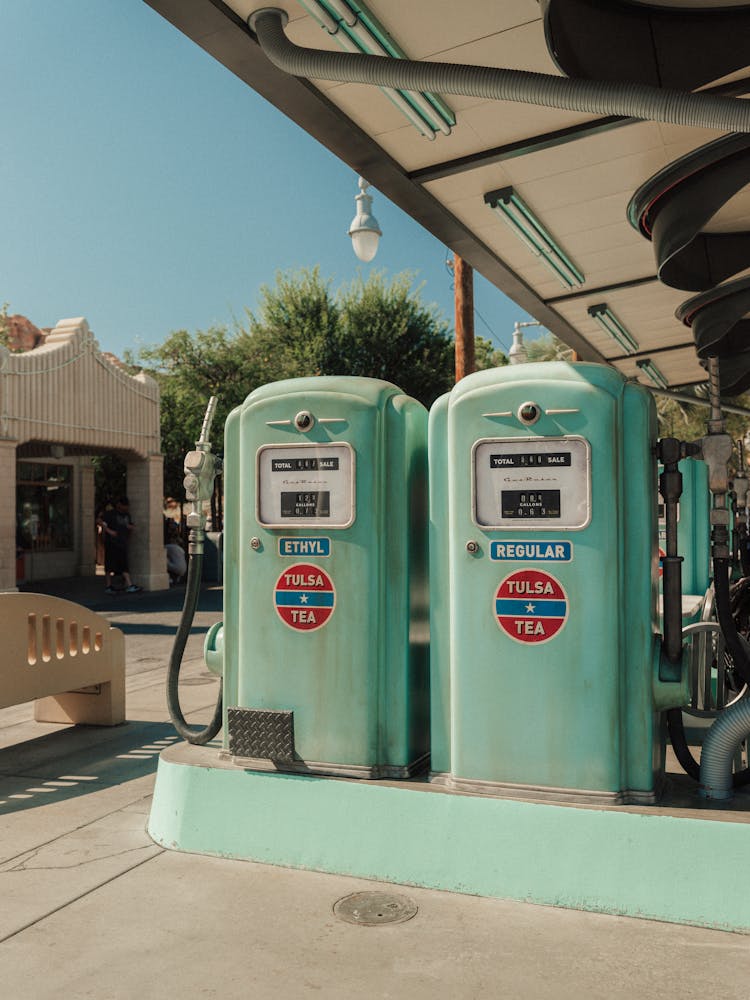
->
[227, 708, 294, 760]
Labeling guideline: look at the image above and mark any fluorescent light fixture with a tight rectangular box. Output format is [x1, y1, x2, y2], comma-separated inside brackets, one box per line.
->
[587, 303, 639, 355]
[484, 187, 585, 290]
[636, 358, 669, 389]
[296, 0, 455, 139]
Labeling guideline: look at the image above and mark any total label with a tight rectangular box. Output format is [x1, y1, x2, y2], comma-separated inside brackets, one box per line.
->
[494, 568, 568, 644]
[274, 563, 335, 631]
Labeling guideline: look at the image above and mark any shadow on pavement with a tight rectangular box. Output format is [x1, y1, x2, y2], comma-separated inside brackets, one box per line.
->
[19, 577, 223, 616]
[0, 722, 214, 816]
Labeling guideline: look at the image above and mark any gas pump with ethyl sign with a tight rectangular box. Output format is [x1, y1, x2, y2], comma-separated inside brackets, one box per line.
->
[204, 376, 429, 778]
[429, 361, 689, 803]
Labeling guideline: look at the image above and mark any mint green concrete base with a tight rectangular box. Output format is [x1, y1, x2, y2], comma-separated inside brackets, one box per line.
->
[148, 744, 750, 934]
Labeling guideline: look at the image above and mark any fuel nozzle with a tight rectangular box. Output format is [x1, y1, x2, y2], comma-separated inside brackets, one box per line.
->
[183, 396, 221, 555]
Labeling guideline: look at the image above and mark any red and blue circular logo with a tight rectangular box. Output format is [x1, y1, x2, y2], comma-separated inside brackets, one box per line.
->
[274, 562, 335, 632]
[495, 568, 568, 644]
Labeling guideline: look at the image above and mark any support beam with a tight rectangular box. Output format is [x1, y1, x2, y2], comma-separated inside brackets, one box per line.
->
[454, 255, 475, 381]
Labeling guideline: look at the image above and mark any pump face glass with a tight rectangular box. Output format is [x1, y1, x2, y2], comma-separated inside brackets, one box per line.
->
[472, 436, 591, 530]
[256, 442, 355, 528]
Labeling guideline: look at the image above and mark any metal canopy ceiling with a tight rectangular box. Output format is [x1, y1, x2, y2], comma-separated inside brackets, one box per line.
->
[145, 0, 750, 391]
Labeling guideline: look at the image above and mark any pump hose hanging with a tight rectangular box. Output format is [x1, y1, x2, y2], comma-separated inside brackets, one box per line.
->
[666, 560, 750, 787]
[665, 708, 750, 787]
[166, 533, 223, 745]
[712, 556, 750, 689]
[166, 395, 223, 746]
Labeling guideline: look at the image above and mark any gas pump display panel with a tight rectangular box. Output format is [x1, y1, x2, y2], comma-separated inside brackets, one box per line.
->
[257, 443, 355, 528]
[473, 436, 591, 530]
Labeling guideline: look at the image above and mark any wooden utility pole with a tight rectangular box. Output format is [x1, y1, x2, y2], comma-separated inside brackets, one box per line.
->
[453, 253, 475, 381]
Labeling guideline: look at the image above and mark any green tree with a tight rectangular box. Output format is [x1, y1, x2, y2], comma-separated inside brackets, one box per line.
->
[0, 302, 9, 350]
[134, 325, 266, 499]
[135, 268, 462, 500]
[474, 335, 508, 370]
[526, 332, 573, 362]
[247, 268, 457, 406]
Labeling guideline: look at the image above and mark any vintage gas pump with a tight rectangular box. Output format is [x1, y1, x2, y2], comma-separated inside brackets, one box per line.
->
[429, 361, 688, 803]
[190, 376, 429, 778]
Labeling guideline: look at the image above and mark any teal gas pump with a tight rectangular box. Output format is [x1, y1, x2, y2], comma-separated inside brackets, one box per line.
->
[169, 376, 429, 779]
[429, 362, 689, 803]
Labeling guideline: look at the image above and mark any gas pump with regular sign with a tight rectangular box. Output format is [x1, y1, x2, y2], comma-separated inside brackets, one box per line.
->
[429, 362, 689, 803]
[211, 376, 429, 778]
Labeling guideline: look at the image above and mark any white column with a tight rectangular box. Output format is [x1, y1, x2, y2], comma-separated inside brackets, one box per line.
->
[126, 453, 169, 591]
[0, 440, 18, 592]
[77, 458, 97, 576]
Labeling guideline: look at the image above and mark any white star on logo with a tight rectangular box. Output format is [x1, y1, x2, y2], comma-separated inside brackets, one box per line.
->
[525, 603, 536, 613]
[299, 593, 309, 604]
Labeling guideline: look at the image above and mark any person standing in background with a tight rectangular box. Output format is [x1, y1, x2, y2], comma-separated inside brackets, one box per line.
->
[97, 496, 142, 594]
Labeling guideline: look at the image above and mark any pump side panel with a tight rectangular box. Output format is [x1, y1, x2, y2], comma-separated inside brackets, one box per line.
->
[621, 382, 661, 793]
[382, 393, 429, 767]
[683, 458, 711, 596]
[428, 393, 451, 775]
[222, 403, 242, 737]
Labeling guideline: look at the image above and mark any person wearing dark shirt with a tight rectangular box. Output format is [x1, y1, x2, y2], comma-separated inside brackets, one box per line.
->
[97, 496, 142, 594]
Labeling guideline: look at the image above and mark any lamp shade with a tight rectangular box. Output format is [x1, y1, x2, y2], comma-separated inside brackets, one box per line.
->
[349, 177, 382, 262]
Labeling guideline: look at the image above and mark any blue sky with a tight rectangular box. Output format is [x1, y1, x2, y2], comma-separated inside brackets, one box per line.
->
[1, 0, 537, 360]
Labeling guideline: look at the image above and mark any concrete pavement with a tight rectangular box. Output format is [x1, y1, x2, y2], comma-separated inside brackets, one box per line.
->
[0, 577, 748, 999]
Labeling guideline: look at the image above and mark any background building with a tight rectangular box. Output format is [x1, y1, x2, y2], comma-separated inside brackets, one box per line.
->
[4, 316, 168, 591]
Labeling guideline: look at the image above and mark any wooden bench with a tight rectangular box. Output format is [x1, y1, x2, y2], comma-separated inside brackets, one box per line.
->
[0, 593, 125, 726]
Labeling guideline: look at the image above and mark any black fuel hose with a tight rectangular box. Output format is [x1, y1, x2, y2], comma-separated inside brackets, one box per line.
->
[667, 559, 750, 785]
[713, 556, 750, 688]
[166, 545, 223, 745]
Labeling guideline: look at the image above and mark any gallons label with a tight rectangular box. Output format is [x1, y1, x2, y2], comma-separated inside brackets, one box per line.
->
[490, 540, 572, 562]
[274, 563, 335, 631]
[495, 568, 568, 644]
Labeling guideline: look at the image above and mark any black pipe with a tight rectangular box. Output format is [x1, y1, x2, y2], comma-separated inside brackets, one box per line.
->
[166, 538, 223, 745]
[658, 439, 684, 664]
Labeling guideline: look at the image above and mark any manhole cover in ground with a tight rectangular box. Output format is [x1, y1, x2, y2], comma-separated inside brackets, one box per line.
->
[333, 891, 417, 926]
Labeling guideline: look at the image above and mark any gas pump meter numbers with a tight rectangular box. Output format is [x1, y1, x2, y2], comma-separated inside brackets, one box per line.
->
[257, 442, 355, 528]
[472, 436, 591, 530]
